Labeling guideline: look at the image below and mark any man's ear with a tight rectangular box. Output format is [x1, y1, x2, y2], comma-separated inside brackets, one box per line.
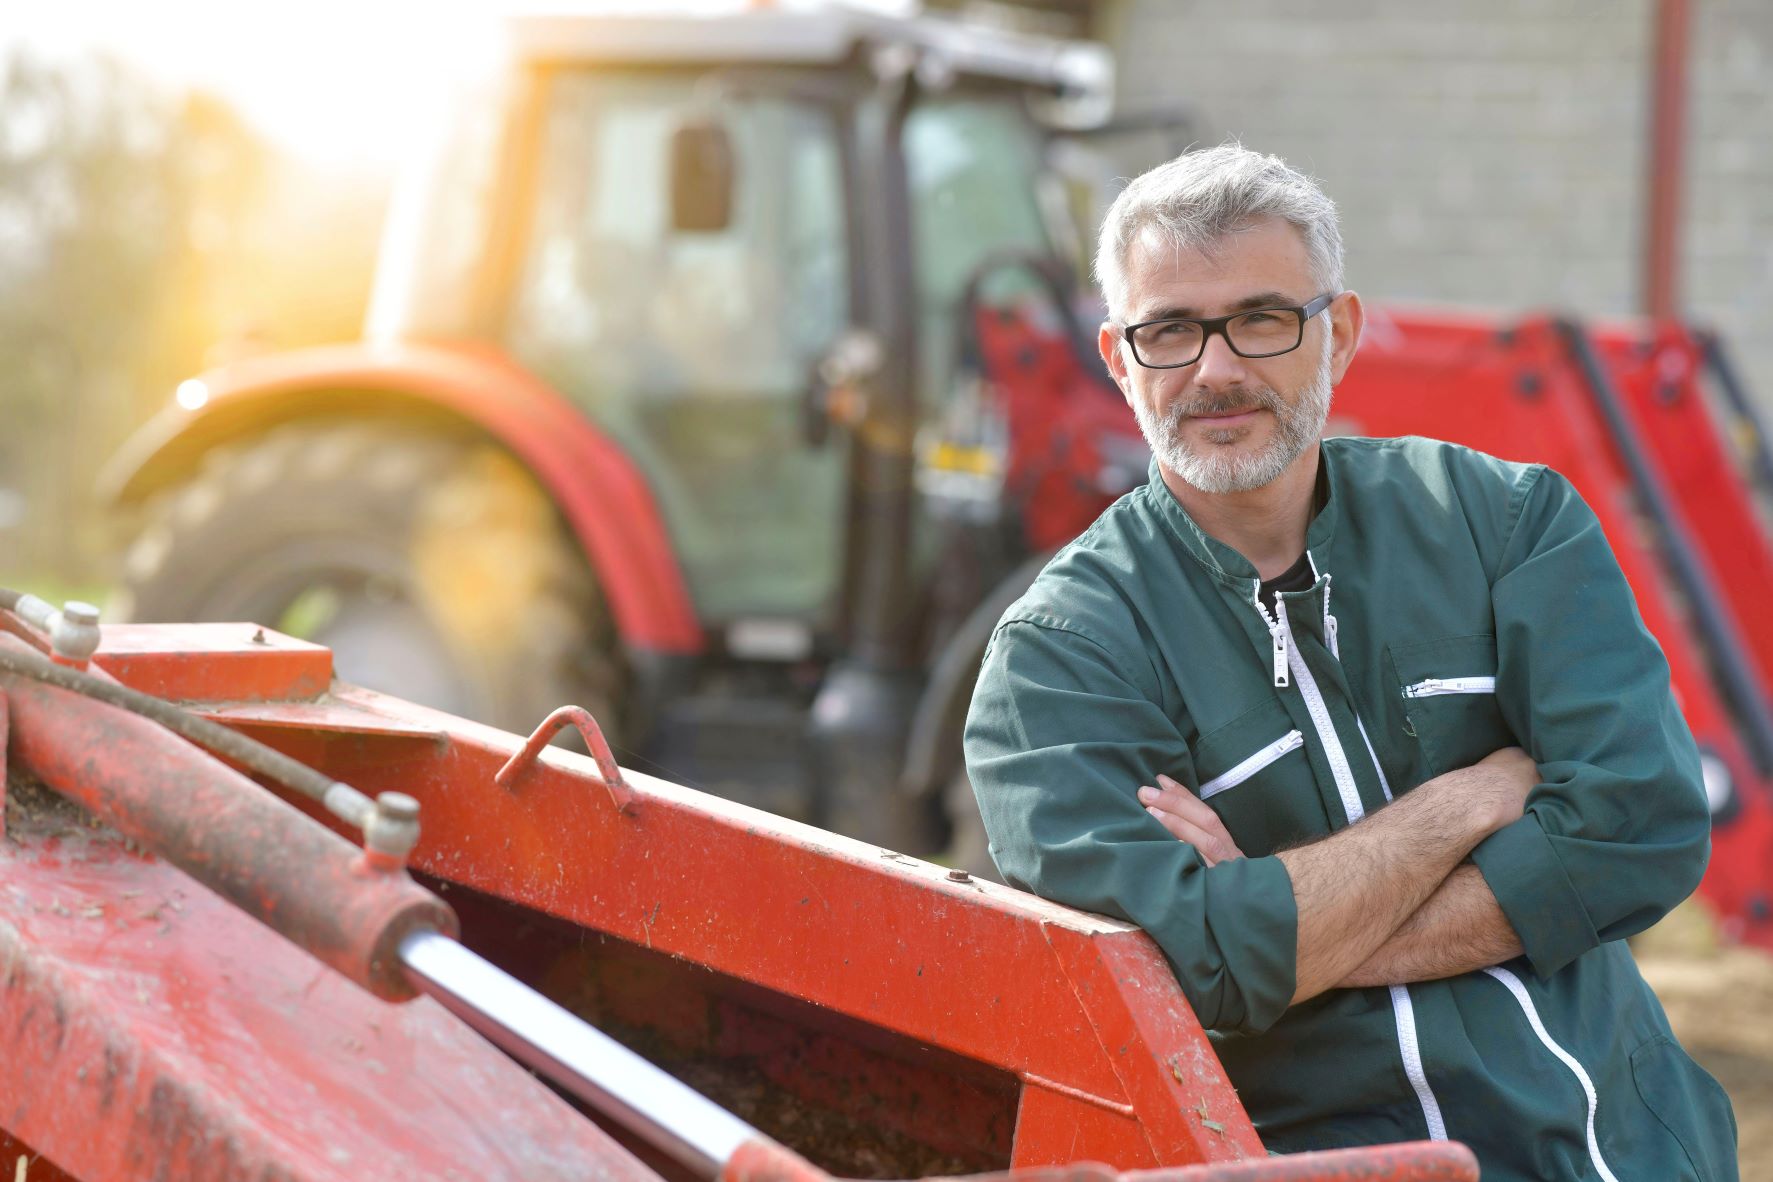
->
[1328, 290, 1365, 386]
[1099, 322, 1132, 403]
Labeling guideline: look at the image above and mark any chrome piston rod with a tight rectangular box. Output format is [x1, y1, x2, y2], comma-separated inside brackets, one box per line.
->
[398, 929, 759, 1177]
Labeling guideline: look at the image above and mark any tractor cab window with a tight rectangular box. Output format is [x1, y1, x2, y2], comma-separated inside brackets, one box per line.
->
[504, 71, 849, 624]
[903, 95, 1053, 408]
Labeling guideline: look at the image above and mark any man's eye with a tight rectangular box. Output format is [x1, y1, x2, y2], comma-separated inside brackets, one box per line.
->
[1241, 311, 1279, 324]
[1153, 322, 1194, 338]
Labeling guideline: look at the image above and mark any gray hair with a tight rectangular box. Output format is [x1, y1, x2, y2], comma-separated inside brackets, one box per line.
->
[1094, 143, 1344, 322]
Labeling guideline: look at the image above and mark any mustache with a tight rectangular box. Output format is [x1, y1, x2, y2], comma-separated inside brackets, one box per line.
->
[1162, 386, 1286, 425]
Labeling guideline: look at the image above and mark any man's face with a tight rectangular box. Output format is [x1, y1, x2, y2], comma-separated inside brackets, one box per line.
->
[1098, 217, 1359, 495]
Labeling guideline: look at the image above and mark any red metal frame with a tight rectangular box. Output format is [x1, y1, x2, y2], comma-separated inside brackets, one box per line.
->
[2, 618, 1479, 1180]
[103, 340, 703, 654]
[72, 624, 1247, 1168]
[1589, 322, 1773, 705]
[0, 672, 660, 1180]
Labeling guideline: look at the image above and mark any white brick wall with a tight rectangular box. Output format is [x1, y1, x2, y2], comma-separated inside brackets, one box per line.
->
[1100, 0, 1773, 417]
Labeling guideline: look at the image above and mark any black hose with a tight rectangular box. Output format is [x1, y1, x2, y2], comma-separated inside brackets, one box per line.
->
[0, 642, 361, 816]
[1556, 319, 1773, 776]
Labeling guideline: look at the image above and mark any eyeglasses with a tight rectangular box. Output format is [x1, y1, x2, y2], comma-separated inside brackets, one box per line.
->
[1122, 292, 1339, 369]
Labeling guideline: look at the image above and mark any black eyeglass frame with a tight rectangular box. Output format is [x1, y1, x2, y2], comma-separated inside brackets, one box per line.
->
[1121, 291, 1340, 370]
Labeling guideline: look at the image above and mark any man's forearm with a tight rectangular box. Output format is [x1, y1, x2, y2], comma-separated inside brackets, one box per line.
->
[1275, 760, 1521, 1005]
[1337, 864, 1523, 987]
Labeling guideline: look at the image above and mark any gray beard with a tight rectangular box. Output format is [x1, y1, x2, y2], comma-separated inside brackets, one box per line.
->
[1135, 339, 1334, 495]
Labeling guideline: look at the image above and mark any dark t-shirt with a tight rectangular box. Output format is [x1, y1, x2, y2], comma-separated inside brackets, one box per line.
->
[1257, 456, 1329, 611]
[1258, 551, 1315, 611]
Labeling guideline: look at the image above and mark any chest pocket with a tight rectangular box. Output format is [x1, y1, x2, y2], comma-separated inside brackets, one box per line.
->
[1191, 698, 1328, 856]
[1385, 634, 1517, 777]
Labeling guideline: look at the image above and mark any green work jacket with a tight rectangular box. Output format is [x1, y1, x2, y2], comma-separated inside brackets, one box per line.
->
[964, 436, 1736, 1180]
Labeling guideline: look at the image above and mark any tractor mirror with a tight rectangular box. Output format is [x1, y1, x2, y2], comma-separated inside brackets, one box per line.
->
[669, 117, 735, 233]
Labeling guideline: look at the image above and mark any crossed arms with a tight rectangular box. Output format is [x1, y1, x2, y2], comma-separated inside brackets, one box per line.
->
[964, 469, 1711, 1033]
[1138, 749, 1534, 1001]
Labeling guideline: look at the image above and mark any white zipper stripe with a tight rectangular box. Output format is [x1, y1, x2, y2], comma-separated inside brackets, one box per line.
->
[1482, 967, 1621, 1182]
[1270, 563, 1444, 1142]
[1251, 579, 1289, 688]
[1402, 676, 1496, 699]
[1387, 985, 1447, 1140]
[1278, 599, 1366, 824]
[1200, 730, 1304, 799]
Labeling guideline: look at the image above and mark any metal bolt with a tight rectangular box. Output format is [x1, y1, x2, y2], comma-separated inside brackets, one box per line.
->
[946, 868, 971, 883]
[250, 628, 268, 645]
[377, 792, 421, 822]
[50, 600, 102, 662]
[362, 791, 422, 867]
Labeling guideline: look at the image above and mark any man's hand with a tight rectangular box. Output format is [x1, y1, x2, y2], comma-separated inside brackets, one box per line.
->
[1137, 774, 1244, 865]
[1329, 747, 1538, 987]
[1474, 745, 1539, 826]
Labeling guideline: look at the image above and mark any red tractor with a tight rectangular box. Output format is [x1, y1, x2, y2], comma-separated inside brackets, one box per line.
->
[104, 6, 1773, 947]
[104, 6, 1142, 865]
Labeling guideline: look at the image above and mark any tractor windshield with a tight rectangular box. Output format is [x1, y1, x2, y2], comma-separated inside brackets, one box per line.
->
[501, 70, 851, 624]
[904, 93, 1055, 407]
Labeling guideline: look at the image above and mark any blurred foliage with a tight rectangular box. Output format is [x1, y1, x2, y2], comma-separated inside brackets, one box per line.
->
[0, 47, 386, 588]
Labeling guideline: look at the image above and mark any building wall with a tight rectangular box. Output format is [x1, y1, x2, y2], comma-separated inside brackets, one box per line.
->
[1098, 0, 1773, 414]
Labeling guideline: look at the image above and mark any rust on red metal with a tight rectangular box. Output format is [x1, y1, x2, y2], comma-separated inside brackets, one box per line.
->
[1, 618, 1493, 1178]
[1124, 1143, 1478, 1180]
[88, 622, 331, 702]
[0, 801, 663, 1182]
[199, 676, 1263, 1166]
[2, 635, 455, 1000]
[497, 704, 634, 813]
[193, 686, 448, 741]
[0, 687, 9, 830]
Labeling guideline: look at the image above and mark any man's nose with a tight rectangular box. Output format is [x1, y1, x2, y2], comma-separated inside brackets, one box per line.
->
[1190, 329, 1250, 389]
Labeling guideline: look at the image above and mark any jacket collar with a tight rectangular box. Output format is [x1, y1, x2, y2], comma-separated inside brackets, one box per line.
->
[1143, 441, 1341, 587]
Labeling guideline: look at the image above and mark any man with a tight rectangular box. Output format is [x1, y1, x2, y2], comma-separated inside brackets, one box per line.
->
[963, 144, 1737, 1180]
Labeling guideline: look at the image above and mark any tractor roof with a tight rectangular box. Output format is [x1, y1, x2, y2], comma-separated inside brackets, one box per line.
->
[508, 4, 1112, 124]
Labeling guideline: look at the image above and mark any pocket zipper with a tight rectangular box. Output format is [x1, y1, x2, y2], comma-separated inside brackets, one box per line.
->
[1402, 676, 1496, 699]
[1200, 730, 1305, 799]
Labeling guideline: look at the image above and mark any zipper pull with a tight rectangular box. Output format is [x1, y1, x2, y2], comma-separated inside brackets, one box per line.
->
[1404, 678, 1440, 699]
[1326, 612, 1340, 658]
[1272, 601, 1291, 688]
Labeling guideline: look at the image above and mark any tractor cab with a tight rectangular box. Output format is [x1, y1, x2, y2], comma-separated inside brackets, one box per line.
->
[108, 5, 1141, 861]
[372, 5, 1121, 638]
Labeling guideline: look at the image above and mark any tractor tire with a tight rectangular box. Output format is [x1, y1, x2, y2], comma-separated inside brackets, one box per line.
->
[113, 419, 621, 739]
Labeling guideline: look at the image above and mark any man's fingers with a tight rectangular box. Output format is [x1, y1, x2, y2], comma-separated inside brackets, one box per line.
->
[1143, 805, 1233, 863]
[1140, 774, 1221, 828]
[1137, 775, 1244, 863]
